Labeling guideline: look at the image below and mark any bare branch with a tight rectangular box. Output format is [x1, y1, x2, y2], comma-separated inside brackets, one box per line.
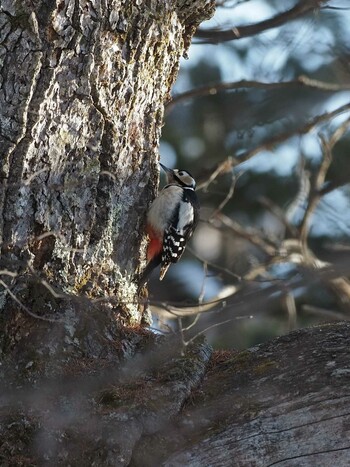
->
[282, 291, 297, 331]
[209, 172, 240, 219]
[0, 279, 61, 323]
[0, 270, 18, 278]
[198, 157, 235, 191]
[285, 155, 311, 223]
[23, 168, 49, 186]
[35, 231, 85, 254]
[181, 263, 208, 333]
[167, 76, 350, 111]
[215, 0, 250, 8]
[299, 119, 350, 249]
[213, 213, 277, 256]
[238, 102, 350, 164]
[184, 315, 253, 346]
[258, 196, 298, 238]
[302, 304, 348, 320]
[194, 102, 350, 197]
[27, 263, 67, 300]
[195, 0, 327, 44]
[187, 246, 241, 282]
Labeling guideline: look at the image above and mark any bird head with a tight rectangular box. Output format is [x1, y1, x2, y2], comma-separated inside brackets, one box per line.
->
[160, 163, 196, 189]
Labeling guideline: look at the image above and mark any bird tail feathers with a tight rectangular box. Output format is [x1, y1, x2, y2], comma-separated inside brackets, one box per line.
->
[159, 263, 170, 281]
[138, 255, 161, 288]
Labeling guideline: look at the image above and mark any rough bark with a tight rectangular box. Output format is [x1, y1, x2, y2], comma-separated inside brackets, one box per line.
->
[1, 322, 350, 465]
[0, 0, 214, 316]
[0, 0, 214, 369]
[0, 335, 213, 466]
[0, 1, 216, 461]
[138, 322, 350, 466]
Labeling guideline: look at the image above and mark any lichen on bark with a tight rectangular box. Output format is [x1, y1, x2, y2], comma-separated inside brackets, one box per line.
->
[0, 0, 215, 317]
[0, 0, 215, 461]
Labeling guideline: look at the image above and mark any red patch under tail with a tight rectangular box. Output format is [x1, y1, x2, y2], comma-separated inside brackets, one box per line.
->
[146, 225, 162, 261]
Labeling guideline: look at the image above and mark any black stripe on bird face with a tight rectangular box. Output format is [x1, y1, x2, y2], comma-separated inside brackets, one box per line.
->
[160, 163, 196, 189]
[173, 169, 196, 189]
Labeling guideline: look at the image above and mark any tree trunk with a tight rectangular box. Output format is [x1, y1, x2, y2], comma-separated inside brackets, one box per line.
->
[134, 322, 350, 466]
[0, 2, 215, 461]
[1, 321, 349, 465]
[0, 0, 214, 367]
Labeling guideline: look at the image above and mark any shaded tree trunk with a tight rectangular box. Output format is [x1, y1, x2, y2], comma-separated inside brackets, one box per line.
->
[0, 0, 214, 367]
[135, 322, 350, 466]
[0, 2, 215, 461]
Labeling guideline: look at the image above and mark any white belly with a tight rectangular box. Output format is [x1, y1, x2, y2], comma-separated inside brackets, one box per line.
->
[147, 185, 183, 236]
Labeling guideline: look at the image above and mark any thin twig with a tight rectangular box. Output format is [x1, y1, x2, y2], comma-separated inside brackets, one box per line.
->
[27, 263, 67, 300]
[302, 304, 348, 321]
[196, 102, 350, 191]
[167, 76, 350, 111]
[0, 270, 18, 278]
[299, 118, 350, 251]
[216, 0, 250, 8]
[285, 154, 311, 223]
[184, 315, 253, 346]
[36, 231, 85, 254]
[238, 102, 350, 164]
[0, 280, 61, 323]
[214, 213, 277, 256]
[209, 172, 241, 219]
[23, 168, 49, 186]
[283, 292, 297, 331]
[195, 0, 327, 44]
[187, 246, 241, 282]
[182, 263, 208, 333]
[198, 158, 236, 191]
[258, 196, 298, 238]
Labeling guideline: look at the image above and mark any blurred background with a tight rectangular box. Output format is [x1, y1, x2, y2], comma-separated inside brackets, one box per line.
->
[148, 0, 350, 349]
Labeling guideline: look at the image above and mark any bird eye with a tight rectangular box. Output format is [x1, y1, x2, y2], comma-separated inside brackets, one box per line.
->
[178, 171, 184, 176]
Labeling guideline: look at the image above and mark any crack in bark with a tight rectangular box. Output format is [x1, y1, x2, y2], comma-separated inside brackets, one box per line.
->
[266, 446, 350, 467]
[227, 407, 350, 445]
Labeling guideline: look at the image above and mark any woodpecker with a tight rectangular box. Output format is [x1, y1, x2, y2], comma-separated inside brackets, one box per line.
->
[140, 163, 200, 285]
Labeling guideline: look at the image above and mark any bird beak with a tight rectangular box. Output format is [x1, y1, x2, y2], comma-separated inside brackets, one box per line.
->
[159, 163, 172, 174]
[159, 163, 174, 183]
